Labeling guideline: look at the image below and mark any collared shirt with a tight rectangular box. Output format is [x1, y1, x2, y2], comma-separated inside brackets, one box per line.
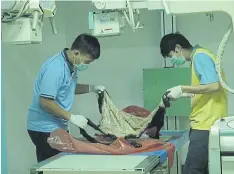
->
[27, 49, 78, 132]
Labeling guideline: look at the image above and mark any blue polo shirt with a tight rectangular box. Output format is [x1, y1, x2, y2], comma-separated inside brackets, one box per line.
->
[27, 49, 77, 132]
[192, 45, 219, 85]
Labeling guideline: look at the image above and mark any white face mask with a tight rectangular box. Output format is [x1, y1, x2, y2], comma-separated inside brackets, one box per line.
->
[73, 54, 88, 71]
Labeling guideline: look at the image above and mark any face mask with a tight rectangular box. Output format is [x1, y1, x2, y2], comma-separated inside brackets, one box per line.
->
[74, 63, 88, 71]
[171, 51, 186, 66]
[73, 54, 88, 71]
[171, 56, 186, 66]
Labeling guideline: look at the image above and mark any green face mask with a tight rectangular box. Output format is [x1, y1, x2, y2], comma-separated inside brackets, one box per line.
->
[73, 54, 89, 71]
[74, 63, 88, 71]
[171, 56, 186, 66]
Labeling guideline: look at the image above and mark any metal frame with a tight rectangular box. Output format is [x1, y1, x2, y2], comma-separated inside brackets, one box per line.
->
[29, 154, 162, 174]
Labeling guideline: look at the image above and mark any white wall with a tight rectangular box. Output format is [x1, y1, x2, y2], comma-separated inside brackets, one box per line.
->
[2, 2, 67, 174]
[2, 2, 162, 174]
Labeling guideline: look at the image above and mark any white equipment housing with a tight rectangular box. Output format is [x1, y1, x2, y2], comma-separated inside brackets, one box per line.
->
[209, 116, 234, 174]
[1, 0, 57, 45]
[89, 11, 125, 37]
[2, 17, 42, 44]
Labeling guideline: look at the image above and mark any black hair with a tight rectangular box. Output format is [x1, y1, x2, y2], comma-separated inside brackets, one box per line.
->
[160, 33, 192, 57]
[71, 33, 100, 59]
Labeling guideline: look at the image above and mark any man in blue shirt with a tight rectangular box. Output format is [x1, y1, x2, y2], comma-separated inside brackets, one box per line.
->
[159, 33, 227, 174]
[27, 33, 105, 163]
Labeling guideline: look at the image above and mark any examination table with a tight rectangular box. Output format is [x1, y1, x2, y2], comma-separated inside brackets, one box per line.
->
[29, 130, 189, 174]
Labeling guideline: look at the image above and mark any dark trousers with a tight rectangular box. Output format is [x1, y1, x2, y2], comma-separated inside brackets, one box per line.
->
[28, 130, 61, 163]
[183, 129, 209, 174]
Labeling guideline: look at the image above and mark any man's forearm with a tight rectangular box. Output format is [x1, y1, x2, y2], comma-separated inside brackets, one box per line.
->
[181, 82, 220, 94]
[75, 84, 90, 94]
[40, 97, 71, 120]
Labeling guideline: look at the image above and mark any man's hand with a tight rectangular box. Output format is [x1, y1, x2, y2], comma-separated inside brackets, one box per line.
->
[167, 85, 183, 100]
[181, 83, 220, 94]
[89, 85, 105, 93]
[69, 114, 88, 129]
[181, 93, 195, 98]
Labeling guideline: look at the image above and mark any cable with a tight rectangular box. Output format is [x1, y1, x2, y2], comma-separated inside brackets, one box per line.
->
[122, 0, 142, 32]
[123, 10, 131, 27]
[134, 9, 141, 29]
[215, 24, 234, 94]
[2, 1, 29, 23]
[162, 0, 171, 15]
[126, 0, 134, 31]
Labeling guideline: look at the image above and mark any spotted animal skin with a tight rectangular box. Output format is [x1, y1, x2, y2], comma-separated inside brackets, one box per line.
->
[79, 91, 171, 148]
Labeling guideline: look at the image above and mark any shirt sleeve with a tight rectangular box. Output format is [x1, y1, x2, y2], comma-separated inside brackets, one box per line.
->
[193, 53, 219, 85]
[40, 61, 63, 99]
